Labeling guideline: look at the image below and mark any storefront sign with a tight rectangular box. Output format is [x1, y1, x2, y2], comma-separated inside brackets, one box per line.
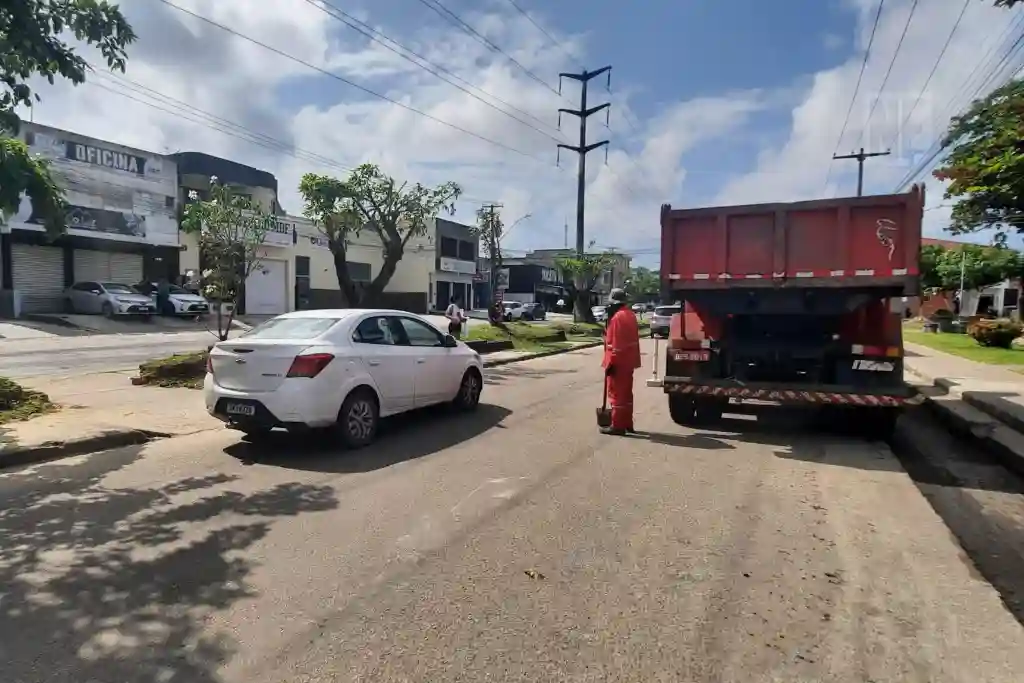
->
[439, 257, 476, 275]
[66, 142, 146, 175]
[262, 217, 295, 247]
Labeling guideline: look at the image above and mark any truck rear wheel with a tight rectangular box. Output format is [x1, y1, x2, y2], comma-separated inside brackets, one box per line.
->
[668, 396, 696, 426]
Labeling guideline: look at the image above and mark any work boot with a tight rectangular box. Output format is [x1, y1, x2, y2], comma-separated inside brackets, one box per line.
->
[600, 427, 627, 436]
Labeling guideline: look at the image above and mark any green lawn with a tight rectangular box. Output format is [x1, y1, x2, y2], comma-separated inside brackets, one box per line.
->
[903, 327, 1024, 366]
[466, 320, 609, 352]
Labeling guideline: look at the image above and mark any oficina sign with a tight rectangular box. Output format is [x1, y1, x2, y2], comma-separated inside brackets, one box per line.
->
[65, 141, 147, 175]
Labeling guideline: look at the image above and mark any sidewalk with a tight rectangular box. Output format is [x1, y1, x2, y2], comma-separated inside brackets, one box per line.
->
[904, 341, 1024, 473]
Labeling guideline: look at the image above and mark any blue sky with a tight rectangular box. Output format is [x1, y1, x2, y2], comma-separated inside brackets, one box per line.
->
[25, 0, 1024, 266]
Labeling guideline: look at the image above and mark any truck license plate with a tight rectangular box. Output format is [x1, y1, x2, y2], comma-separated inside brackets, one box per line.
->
[673, 350, 710, 362]
[225, 402, 256, 416]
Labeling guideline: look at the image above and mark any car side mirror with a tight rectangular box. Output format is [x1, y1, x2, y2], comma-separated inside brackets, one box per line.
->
[442, 334, 458, 348]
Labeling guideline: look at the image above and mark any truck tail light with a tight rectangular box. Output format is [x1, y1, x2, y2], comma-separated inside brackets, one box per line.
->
[287, 353, 334, 378]
[851, 344, 901, 357]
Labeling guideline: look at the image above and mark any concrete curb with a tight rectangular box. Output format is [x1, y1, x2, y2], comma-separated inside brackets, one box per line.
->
[903, 363, 1024, 477]
[482, 340, 603, 368]
[0, 429, 169, 471]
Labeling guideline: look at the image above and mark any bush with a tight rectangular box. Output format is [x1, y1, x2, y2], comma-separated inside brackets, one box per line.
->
[967, 318, 1023, 348]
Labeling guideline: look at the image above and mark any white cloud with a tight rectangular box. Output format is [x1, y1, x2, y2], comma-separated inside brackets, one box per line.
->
[18, 0, 758, 267]
[18, 0, 1019, 270]
[716, 0, 1022, 244]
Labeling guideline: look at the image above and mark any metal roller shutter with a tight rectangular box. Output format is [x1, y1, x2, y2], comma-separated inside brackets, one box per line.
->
[73, 249, 109, 282]
[72, 249, 144, 285]
[12, 244, 65, 313]
[109, 252, 143, 284]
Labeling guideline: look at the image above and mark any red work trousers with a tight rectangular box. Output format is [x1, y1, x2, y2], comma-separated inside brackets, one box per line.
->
[606, 368, 635, 431]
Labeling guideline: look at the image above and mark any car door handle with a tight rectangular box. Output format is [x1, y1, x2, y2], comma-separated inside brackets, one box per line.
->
[416, 359, 425, 364]
[367, 360, 380, 366]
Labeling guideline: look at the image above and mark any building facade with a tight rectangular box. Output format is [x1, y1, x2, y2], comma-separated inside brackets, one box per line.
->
[1, 123, 180, 314]
[499, 259, 566, 308]
[522, 248, 632, 305]
[432, 217, 478, 311]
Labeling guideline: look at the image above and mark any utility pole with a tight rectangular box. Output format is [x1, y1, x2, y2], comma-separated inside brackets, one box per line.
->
[557, 66, 611, 257]
[832, 147, 890, 196]
[480, 203, 503, 305]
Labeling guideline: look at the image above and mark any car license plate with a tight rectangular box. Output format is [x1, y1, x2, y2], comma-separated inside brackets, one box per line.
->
[225, 402, 256, 416]
[673, 350, 710, 362]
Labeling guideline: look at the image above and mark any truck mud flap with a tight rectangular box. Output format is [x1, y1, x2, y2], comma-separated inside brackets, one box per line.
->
[664, 383, 925, 407]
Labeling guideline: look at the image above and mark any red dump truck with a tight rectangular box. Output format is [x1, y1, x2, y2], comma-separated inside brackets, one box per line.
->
[649, 185, 926, 437]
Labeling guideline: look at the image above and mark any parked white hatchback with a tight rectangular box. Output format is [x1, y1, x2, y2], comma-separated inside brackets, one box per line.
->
[204, 309, 484, 448]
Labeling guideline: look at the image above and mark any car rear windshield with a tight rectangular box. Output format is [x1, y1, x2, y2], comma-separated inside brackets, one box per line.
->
[102, 283, 138, 294]
[655, 306, 680, 316]
[242, 317, 341, 340]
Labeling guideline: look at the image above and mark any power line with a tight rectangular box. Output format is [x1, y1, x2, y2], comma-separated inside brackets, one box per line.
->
[823, 0, 887, 192]
[81, 70, 499, 205]
[892, 17, 1024, 190]
[152, 0, 544, 160]
[302, 0, 564, 139]
[888, 0, 971, 155]
[412, 0, 560, 95]
[852, 0, 919, 152]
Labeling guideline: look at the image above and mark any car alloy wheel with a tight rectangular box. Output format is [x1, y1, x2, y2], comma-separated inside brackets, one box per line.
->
[455, 370, 482, 410]
[339, 390, 379, 448]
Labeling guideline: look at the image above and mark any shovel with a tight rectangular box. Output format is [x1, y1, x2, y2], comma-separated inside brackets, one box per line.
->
[595, 372, 612, 428]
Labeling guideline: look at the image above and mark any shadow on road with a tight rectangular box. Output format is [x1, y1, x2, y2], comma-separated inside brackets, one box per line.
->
[0, 444, 338, 683]
[224, 403, 512, 473]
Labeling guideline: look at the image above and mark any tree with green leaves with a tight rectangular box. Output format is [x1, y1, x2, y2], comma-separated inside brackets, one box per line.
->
[933, 244, 1022, 293]
[919, 244, 947, 292]
[0, 0, 136, 233]
[472, 205, 504, 310]
[623, 266, 660, 301]
[180, 178, 272, 340]
[556, 243, 617, 323]
[299, 164, 461, 307]
[932, 78, 1024, 242]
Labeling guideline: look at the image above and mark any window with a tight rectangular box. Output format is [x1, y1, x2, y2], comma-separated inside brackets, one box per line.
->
[348, 261, 371, 283]
[72, 282, 97, 291]
[101, 283, 140, 294]
[457, 239, 474, 261]
[440, 236, 458, 258]
[243, 317, 341, 340]
[397, 317, 444, 347]
[352, 316, 397, 345]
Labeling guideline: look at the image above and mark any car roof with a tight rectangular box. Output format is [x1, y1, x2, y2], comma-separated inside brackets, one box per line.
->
[272, 308, 421, 320]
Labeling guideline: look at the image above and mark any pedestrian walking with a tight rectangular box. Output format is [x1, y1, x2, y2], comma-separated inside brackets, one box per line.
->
[600, 288, 642, 435]
[445, 296, 466, 339]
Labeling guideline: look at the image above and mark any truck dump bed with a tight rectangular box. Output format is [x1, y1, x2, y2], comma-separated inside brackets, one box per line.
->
[660, 185, 924, 295]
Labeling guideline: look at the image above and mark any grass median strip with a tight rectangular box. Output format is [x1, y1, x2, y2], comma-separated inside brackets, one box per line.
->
[131, 320, 622, 390]
[0, 377, 58, 425]
[903, 328, 1024, 367]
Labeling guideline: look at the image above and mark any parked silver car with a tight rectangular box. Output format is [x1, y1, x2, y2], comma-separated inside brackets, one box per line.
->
[134, 281, 210, 316]
[64, 281, 156, 318]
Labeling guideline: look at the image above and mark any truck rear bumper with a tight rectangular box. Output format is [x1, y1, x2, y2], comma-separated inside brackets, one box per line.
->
[651, 377, 923, 407]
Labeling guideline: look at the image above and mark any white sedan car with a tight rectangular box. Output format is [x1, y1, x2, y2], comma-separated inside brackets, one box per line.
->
[204, 309, 484, 448]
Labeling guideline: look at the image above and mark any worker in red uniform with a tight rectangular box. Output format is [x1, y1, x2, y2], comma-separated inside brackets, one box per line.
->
[601, 288, 642, 435]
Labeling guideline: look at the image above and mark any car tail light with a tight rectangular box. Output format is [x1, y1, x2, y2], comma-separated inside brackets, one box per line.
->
[206, 353, 213, 374]
[286, 353, 334, 378]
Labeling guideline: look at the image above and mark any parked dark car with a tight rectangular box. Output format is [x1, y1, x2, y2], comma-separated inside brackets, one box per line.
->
[521, 302, 546, 321]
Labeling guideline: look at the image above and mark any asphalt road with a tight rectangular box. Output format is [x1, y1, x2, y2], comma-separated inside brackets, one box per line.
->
[2, 342, 1024, 682]
[0, 315, 485, 379]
